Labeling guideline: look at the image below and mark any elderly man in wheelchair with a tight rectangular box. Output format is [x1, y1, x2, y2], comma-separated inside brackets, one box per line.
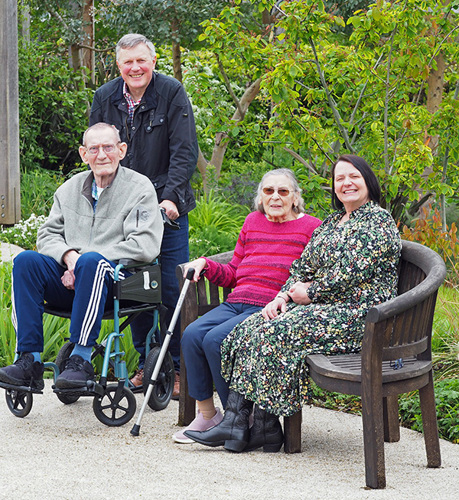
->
[0, 123, 164, 423]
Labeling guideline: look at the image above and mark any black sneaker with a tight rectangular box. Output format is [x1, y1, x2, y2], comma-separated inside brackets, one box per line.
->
[0, 353, 45, 390]
[55, 354, 95, 389]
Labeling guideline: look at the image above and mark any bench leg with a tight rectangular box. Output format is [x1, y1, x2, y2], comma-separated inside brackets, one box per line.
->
[284, 411, 302, 453]
[419, 372, 441, 468]
[383, 395, 400, 442]
[362, 389, 386, 489]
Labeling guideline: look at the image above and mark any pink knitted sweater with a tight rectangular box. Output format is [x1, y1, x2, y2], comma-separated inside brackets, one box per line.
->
[204, 211, 322, 306]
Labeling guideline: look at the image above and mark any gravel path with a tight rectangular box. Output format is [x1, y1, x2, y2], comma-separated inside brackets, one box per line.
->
[0, 380, 458, 499]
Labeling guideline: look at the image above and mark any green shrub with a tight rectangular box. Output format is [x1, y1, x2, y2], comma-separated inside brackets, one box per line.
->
[0, 214, 47, 251]
[399, 379, 459, 444]
[432, 285, 459, 379]
[19, 38, 92, 173]
[188, 191, 249, 259]
[20, 167, 63, 219]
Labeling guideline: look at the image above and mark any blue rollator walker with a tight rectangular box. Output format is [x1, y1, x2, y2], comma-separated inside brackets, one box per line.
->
[1, 210, 179, 427]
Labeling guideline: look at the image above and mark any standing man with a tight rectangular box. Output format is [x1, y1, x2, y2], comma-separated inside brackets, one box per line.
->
[89, 34, 198, 397]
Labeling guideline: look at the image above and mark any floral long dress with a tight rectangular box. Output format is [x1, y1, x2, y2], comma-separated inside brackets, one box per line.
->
[220, 202, 402, 417]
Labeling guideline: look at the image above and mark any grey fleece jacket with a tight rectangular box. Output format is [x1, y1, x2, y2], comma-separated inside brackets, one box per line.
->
[37, 166, 164, 265]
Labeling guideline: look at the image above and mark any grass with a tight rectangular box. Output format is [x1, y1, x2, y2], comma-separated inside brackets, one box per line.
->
[432, 285, 459, 379]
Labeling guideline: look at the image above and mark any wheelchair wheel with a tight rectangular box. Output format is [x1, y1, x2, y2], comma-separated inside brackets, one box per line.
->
[5, 388, 33, 417]
[92, 384, 136, 427]
[55, 342, 80, 405]
[142, 346, 174, 411]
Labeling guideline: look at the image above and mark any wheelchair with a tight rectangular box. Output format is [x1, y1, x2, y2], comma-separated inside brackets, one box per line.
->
[1, 260, 175, 427]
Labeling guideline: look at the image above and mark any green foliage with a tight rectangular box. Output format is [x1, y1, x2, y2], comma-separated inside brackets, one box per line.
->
[432, 285, 459, 380]
[310, 381, 362, 414]
[399, 379, 459, 444]
[0, 214, 47, 251]
[217, 160, 269, 208]
[401, 205, 459, 281]
[188, 191, 250, 259]
[18, 37, 92, 173]
[19, 168, 63, 220]
[195, 0, 459, 222]
[0, 262, 15, 367]
[183, 50, 269, 162]
[1, 167, 63, 251]
[115, 0, 229, 50]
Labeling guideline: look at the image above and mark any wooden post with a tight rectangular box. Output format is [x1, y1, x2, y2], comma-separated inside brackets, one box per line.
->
[0, 0, 21, 224]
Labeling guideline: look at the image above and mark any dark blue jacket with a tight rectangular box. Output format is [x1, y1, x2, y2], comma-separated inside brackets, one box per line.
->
[89, 73, 197, 215]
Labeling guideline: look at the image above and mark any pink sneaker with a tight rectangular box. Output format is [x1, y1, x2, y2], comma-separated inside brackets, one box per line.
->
[173, 408, 223, 444]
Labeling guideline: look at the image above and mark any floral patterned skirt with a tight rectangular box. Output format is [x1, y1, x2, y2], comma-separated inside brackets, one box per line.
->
[220, 302, 366, 417]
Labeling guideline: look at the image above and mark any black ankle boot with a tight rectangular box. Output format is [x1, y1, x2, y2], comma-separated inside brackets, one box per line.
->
[184, 391, 253, 452]
[245, 405, 284, 452]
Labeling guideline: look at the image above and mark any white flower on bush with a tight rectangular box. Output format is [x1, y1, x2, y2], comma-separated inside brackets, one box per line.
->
[0, 214, 48, 250]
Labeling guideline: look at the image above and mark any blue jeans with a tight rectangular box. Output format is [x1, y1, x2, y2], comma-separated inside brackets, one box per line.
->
[181, 302, 262, 408]
[12, 251, 122, 352]
[131, 214, 189, 371]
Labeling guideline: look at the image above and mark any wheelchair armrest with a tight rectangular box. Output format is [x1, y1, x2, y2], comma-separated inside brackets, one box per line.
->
[118, 259, 159, 270]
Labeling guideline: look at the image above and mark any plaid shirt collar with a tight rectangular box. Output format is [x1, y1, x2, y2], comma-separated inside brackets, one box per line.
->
[123, 82, 142, 125]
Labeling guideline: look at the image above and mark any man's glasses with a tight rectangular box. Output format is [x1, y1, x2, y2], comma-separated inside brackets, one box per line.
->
[262, 187, 290, 197]
[86, 144, 118, 155]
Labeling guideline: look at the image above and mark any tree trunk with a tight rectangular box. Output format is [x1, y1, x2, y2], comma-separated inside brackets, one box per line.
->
[81, 0, 95, 85]
[204, 77, 261, 186]
[171, 18, 182, 83]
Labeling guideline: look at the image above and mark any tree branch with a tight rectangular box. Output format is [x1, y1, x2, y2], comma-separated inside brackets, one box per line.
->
[383, 25, 398, 174]
[309, 37, 354, 152]
[283, 147, 319, 175]
[216, 54, 245, 118]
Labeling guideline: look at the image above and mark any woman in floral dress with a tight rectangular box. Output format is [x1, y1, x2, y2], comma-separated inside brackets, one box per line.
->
[184, 155, 402, 453]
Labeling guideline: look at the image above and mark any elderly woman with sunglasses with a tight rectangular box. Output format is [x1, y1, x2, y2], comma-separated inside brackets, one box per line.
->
[184, 155, 402, 453]
[173, 168, 322, 443]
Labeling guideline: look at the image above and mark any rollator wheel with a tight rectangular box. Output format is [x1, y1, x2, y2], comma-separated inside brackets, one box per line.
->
[92, 384, 136, 427]
[55, 341, 81, 405]
[143, 346, 174, 411]
[5, 389, 33, 417]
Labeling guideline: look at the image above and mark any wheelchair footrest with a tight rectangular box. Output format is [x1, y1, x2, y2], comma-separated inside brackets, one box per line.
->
[52, 380, 105, 398]
[0, 381, 43, 394]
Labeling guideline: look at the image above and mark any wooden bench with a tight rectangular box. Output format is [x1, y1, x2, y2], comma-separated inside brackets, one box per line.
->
[176, 240, 446, 489]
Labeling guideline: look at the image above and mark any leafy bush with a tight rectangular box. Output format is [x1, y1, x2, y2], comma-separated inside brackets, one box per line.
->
[401, 205, 459, 284]
[432, 285, 459, 380]
[19, 38, 92, 173]
[399, 379, 459, 444]
[188, 191, 250, 259]
[20, 167, 63, 219]
[311, 378, 459, 445]
[0, 214, 47, 251]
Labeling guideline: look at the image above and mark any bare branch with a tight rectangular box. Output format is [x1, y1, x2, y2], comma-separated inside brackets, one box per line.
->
[283, 147, 319, 175]
[77, 44, 115, 53]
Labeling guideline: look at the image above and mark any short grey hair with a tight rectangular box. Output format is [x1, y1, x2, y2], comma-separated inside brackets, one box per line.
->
[254, 168, 305, 214]
[82, 123, 121, 146]
[116, 34, 156, 60]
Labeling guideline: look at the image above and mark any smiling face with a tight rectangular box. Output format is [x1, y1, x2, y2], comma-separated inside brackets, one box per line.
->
[79, 126, 127, 188]
[117, 43, 156, 101]
[259, 174, 299, 223]
[333, 161, 370, 213]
